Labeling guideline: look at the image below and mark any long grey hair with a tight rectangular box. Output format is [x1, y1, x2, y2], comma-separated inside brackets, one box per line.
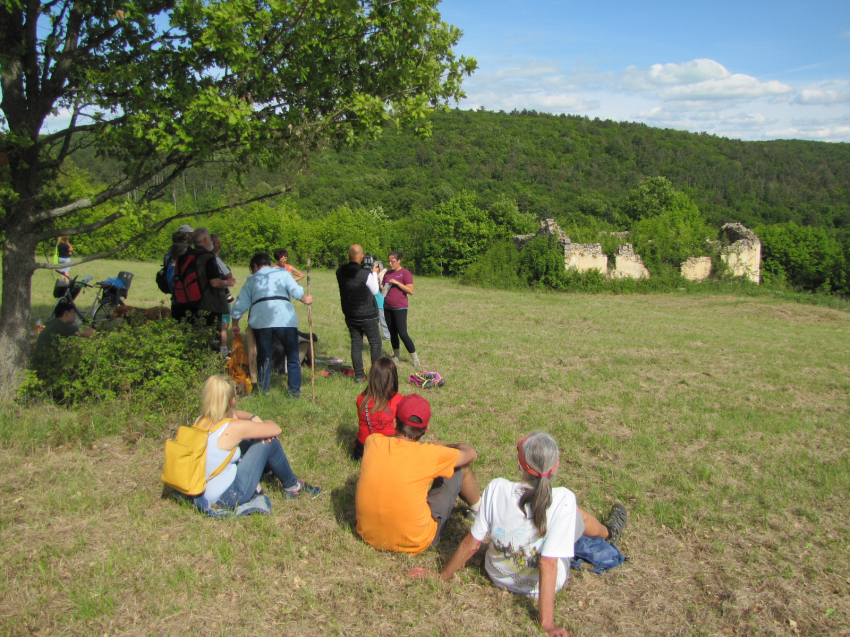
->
[517, 431, 560, 537]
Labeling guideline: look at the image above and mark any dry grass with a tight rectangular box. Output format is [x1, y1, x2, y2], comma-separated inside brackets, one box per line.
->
[1, 261, 849, 636]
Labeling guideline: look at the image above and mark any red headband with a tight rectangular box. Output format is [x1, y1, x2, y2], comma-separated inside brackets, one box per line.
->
[517, 433, 559, 478]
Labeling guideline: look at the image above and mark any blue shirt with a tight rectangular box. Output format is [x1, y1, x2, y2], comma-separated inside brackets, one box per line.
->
[231, 266, 304, 329]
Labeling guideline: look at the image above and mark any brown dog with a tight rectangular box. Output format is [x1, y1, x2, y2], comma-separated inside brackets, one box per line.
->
[110, 305, 172, 321]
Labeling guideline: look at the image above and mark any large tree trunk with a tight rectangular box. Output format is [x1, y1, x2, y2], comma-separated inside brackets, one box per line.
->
[0, 224, 37, 398]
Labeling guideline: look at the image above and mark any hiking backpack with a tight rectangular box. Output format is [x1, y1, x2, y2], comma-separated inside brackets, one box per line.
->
[172, 250, 210, 306]
[408, 371, 446, 389]
[155, 266, 171, 294]
[161, 417, 235, 496]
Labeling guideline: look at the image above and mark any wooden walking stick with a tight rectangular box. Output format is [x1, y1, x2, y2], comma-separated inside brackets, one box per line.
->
[306, 251, 316, 402]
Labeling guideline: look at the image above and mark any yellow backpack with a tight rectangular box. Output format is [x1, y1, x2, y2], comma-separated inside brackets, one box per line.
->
[161, 417, 236, 496]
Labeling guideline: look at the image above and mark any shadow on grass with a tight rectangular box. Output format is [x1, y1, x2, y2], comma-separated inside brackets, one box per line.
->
[331, 474, 359, 533]
[335, 422, 357, 455]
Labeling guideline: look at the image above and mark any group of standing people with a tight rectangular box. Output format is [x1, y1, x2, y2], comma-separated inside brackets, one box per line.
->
[336, 244, 420, 383]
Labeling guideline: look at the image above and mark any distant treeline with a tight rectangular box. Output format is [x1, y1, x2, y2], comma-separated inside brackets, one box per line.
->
[73, 108, 850, 230]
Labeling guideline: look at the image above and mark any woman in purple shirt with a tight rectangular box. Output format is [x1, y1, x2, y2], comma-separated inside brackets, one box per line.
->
[383, 251, 420, 367]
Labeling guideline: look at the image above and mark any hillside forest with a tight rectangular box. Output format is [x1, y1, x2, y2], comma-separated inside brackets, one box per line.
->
[61, 109, 850, 295]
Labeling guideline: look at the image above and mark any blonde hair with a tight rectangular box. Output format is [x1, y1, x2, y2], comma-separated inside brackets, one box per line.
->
[200, 375, 236, 424]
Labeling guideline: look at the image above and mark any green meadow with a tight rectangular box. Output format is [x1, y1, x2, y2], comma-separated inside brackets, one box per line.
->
[1, 259, 848, 636]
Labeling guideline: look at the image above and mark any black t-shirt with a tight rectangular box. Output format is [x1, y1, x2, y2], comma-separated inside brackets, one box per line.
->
[57, 243, 71, 258]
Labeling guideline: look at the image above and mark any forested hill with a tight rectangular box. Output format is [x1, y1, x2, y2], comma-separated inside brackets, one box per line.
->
[75, 109, 850, 230]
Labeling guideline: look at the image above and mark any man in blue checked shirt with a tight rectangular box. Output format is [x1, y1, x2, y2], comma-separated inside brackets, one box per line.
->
[231, 252, 313, 397]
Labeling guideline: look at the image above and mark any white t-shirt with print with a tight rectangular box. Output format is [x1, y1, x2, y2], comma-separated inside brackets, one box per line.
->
[470, 477, 578, 597]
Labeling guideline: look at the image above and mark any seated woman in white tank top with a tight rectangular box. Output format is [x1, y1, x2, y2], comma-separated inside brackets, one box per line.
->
[194, 375, 321, 512]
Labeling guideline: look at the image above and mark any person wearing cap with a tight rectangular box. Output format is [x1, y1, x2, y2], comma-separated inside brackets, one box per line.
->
[408, 431, 628, 637]
[162, 224, 194, 271]
[355, 394, 481, 554]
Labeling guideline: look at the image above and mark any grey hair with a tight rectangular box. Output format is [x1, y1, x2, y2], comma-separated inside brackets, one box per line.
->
[518, 431, 560, 537]
[192, 227, 211, 246]
[374, 260, 385, 270]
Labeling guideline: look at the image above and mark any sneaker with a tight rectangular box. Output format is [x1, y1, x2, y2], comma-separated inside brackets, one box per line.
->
[604, 503, 628, 543]
[391, 356, 401, 363]
[412, 356, 421, 367]
[282, 479, 322, 500]
[464, 508, 478, 523]
[354, 377, 366, 384]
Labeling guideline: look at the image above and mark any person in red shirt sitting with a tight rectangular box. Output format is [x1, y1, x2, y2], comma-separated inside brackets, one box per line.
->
[352, 356, 403, 460]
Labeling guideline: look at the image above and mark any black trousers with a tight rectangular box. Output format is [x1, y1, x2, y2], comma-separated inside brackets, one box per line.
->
[346, 317, 383, 380]
[384, 308, 416, 354]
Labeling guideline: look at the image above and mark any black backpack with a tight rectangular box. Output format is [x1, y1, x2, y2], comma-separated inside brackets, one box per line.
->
[155, 266, 171, 294]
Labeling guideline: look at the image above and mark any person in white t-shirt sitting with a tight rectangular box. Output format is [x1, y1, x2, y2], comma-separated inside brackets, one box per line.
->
[409, 431, 627, 637]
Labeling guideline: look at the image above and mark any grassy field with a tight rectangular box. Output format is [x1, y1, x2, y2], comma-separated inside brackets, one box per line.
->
[1, 258, 849, 636]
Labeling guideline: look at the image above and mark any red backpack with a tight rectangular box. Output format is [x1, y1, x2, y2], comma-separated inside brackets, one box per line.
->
[173, 250, 210, 307]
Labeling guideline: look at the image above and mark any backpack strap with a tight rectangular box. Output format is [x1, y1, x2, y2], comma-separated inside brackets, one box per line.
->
[195, 417, 237, 483]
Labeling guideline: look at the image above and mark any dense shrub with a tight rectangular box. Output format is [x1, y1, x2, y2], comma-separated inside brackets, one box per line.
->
[757, 222, 848, 293]
[26, 319, 222, 411]
[459, 240, 524, 289]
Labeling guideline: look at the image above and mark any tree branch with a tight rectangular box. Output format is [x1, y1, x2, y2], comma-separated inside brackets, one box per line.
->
[32, 186, 293, 266]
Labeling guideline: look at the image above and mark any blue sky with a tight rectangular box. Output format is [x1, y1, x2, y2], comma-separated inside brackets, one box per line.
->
[438, 0, 850, 142]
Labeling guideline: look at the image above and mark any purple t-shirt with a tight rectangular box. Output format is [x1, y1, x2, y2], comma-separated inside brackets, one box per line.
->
[384, 268, 413, 310]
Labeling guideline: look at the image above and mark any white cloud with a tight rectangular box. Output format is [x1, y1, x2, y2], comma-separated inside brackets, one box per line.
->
[658, 75, 793, 101]
[794, 84, 850, 105]
[766, 125, 850, 141]
[621, 59, 729, 91]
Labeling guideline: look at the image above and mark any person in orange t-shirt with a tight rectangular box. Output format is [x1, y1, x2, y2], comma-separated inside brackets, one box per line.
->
[355, 394, 481, 554]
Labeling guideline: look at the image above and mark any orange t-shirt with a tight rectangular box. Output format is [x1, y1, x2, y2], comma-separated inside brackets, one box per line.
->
[355, 435, 460, 554]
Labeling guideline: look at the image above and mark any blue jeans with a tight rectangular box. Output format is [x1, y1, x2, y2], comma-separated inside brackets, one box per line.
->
[254, 326, 301, 396]
[216, 438, 298, 508]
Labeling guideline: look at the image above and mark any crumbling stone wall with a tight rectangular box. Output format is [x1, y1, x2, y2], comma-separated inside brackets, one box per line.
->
[681, 257, 712, 281]
[564, 242, 608, 274]
[513, 218, 571, 250]
[719, 223, 761, 283]
[611, 244, 649, 280]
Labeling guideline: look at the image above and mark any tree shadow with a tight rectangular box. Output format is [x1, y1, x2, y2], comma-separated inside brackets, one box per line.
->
[330, 473, 359, 533]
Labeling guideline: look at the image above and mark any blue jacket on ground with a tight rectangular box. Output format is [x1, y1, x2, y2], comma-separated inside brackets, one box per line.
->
[231, 266, 304, 328]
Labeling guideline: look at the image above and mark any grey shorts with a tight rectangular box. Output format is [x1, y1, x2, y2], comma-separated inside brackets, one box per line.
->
[427, 468, 464, 547]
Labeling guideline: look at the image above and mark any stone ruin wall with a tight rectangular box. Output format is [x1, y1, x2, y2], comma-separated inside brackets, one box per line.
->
[680, 257, 713, 282]
[513, 219, 760, 283]
[611, 244, 650, 280]
[563, 242, 608, 274]
[719, 223, 761, 283]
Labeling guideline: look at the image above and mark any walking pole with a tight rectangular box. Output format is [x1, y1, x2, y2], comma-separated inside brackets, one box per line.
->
[306, 251, 316, 402]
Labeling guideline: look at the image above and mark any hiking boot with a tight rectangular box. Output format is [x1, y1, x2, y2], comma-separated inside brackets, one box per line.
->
[282, 479, 322, 500]
[603, 503, 628, 543]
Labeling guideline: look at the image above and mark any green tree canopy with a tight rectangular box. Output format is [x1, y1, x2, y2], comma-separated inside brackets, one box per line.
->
[0, 0, 475, 389]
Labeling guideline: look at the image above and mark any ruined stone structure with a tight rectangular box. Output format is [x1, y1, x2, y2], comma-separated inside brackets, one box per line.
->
[719, 223, 761, 283]
[512, 218, 570, 249]
[564, 242, 608, 274]
[512, 219, 760, 284]
[681, 257, 713, 282]
[611, 244, 650, 280]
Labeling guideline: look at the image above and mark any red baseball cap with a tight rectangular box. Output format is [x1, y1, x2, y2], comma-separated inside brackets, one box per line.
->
[396, 394, 431, 428]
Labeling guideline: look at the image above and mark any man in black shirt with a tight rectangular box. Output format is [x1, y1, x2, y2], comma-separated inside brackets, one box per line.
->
[336, 245, 382, 383]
